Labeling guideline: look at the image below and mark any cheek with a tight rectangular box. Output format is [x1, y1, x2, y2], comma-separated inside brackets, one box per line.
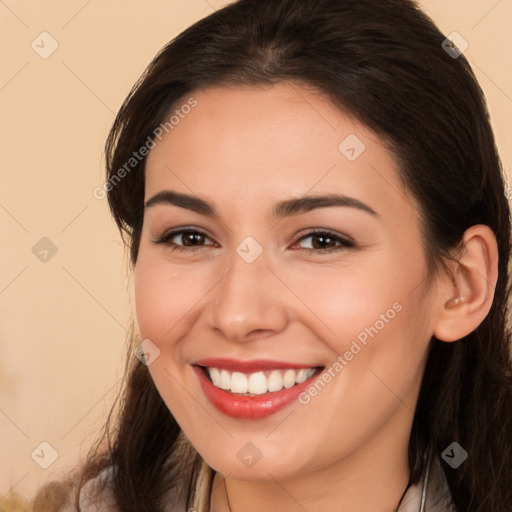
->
[134, 256, 209, 342]
[134, 262, 172, 340]
[283, 258, 408, 352]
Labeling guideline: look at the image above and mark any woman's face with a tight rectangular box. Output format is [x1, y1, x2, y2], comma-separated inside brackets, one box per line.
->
[134, 82, 439, 480]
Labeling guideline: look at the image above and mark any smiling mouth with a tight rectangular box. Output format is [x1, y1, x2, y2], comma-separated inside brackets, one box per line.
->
[197, 365, 324, 396]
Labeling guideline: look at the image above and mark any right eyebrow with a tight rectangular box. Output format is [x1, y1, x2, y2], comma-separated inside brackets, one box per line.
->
[144, 190, 217, 216]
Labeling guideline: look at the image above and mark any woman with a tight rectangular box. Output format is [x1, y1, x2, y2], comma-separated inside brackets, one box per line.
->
[39, 0, 511, 510]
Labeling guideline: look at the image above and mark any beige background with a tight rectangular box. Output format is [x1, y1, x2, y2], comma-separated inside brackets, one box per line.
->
[0, 0, 511, 502]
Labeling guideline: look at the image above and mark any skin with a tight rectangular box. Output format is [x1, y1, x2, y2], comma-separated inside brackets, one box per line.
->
[134, 82, 498, 512]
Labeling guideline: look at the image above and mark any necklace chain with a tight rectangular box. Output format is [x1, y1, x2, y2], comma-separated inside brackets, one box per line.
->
[223, 477, 232, 512]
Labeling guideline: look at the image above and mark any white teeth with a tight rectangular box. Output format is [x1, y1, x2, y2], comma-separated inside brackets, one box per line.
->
[295, 368, 309, 384]
[267, 370, 283, 392]
[248, 372, 268, 395]
[231, 372, 248, 393]
[209, 367, 220, 387]
[219, 369, 231, 390]
[207, 367, 317, 394]
[283, 369, 296, 389]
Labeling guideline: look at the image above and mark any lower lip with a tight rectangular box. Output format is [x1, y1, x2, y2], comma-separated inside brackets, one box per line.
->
[193, 365, 321, 419]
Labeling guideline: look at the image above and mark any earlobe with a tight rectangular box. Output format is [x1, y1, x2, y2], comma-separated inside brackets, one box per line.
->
[433, 225, 498, 343]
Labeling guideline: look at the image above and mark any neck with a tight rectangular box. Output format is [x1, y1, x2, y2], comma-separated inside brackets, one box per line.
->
[210, 416, 412, 512]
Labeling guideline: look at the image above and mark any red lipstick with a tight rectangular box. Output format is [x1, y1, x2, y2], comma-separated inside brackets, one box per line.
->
[192, 359, 322, 420]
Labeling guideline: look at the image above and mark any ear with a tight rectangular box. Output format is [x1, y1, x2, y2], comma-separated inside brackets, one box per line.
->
[433, 225, 499, 342]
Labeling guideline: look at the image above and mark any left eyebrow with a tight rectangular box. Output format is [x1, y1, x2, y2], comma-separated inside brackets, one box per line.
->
[143, 190, 378, 218]
[272, 193, 379, 219]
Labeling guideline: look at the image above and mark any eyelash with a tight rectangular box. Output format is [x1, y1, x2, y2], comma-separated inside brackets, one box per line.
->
[152, 228, 355, 254]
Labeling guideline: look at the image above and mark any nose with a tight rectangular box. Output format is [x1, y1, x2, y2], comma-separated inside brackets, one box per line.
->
[208, 250, 289, 343]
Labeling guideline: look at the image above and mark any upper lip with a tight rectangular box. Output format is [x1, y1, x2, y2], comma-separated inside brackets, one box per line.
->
[193, 358, 323, 373]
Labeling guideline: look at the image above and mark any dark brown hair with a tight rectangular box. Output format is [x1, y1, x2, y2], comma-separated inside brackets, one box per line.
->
[37, 0, 512, 510]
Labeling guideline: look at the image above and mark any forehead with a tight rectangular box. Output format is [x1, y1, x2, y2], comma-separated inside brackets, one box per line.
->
[144, 83, 415, 221]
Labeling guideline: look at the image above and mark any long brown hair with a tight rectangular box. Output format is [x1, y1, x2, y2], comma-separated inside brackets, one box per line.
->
[38, 0, 512, 510]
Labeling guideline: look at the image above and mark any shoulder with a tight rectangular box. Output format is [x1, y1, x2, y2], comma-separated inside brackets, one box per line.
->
[58, 465, 189, 512]
[59, 467, 121, 512]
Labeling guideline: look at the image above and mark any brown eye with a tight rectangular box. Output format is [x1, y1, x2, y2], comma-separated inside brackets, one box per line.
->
[177, 231, 207, 246]
[153, 229, 215, 251]
[293, 230, 355, 253]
